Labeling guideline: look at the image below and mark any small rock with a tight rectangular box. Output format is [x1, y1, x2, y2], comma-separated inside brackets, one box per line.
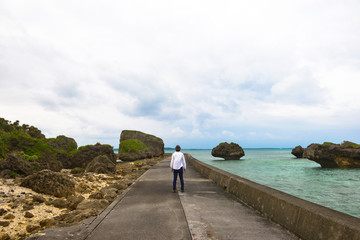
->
[0, 221, 10, 227]
[52, 199, 70, 209]
[0, 233, 10, 240]
[23, 203, 34, 211]
[24, 211, 34, 218]
[67, 195, 85, 210]
[3, 213, 15, 220]
[33, 195, 46, 203]
[26, 224, 41, 233]
[39, 218, 55, 228]
[109, 181, 127, 191]
[101, 188, 118, 201]
[77, 199, 109, 211]
[89, 191, 104, 199]
[0, 208, 7, 216]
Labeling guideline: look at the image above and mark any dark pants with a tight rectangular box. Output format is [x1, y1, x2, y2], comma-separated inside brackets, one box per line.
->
[173, 167, 184, 190]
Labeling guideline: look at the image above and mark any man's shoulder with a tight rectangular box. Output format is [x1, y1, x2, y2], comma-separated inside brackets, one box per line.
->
[172, 151, 184, 156]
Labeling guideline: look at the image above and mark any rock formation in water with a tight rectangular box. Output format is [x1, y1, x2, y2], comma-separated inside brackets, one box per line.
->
[303, 141, 360, 168]
[211, 142, 245, 160]
[118, 130, 164, 161]
[291, 145, 304, 158]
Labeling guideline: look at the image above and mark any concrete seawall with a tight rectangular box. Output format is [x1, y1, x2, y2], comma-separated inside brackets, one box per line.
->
[186, 154, 360, 240]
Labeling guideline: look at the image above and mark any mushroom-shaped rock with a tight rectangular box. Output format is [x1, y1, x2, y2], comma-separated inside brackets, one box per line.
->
[303, 141, 360, 168]
[211, 142, 245, 160]
[291, 145, 304, 158]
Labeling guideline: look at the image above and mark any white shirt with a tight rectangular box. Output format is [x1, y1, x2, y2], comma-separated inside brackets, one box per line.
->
[170, 151, 186, 170]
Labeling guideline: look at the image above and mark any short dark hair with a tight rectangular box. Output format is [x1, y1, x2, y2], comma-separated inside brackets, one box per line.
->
[175, 145, 181, 151]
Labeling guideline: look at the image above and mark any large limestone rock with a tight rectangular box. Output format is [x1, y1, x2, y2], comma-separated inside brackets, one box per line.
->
[118, 130, 164, 161]
[291, 145, 304, 158]
[46, 135, 78, 152]
[211, 142, 245, 160]
[21, 170, 75, 197]
[68, 143, 117, 169]
[303, 141, 360, 168]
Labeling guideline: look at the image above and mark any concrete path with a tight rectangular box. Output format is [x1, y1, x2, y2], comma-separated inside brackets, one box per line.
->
[33, 157, 299, 240]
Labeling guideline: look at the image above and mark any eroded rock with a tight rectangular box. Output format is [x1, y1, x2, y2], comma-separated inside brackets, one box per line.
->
[291, 145, 304, 158]
[303, 141, 360, 168]
[211, 142, 245, 160]
[21, 170, 75, 198]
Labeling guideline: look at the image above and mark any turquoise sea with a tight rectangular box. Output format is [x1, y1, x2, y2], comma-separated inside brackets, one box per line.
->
[166, 148, 360, 219]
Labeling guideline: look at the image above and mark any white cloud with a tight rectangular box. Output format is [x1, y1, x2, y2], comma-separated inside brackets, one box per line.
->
[1, 0, 360, 148]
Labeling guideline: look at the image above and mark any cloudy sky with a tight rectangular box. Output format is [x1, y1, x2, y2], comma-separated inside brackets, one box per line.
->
[1, 0, 360, 149]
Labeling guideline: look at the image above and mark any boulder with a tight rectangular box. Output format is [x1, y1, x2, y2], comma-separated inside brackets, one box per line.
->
[46, 135, 78, 152]
[21, 170, 75, 197]
[35, 152, 64, 172]
[68, 143, 116, 169]
[54, 209, 98, 225]
[291, 145, 304, 158]
[303, 141, 360, 168]
[119, 130, 164, 161]
[211, 142, 245, 160]
[76, 199, 109, 211]
[86, 155, 115, 174]
[0, 153, 34, 177]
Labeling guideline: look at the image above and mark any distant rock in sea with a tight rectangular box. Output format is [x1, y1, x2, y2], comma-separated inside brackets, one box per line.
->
[211, 142, 245, 160]
[303, 141, 360, 168]
[291, 145, 304, 158]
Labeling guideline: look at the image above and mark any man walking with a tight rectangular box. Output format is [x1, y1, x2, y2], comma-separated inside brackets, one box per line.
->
[170, 145, 186, 193]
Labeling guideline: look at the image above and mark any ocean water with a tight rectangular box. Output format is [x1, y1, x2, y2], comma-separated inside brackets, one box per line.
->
[166, 149, 360, 219]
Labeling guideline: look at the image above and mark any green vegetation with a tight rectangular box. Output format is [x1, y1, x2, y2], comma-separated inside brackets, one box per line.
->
[119, 139, 148, 153]
[341, 141, 360, 148]
[322, 142, 335, 146]
[19, 151, 39, 162]
[9, 172, 18, 178]
[0, 117, 74, 160]
[133, 161, 143, 167]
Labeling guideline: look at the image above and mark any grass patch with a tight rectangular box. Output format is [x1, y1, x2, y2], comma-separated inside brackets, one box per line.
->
[119, 139, 148, 153]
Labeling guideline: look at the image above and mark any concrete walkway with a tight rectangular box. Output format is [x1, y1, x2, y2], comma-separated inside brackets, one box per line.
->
[33, 158, 299, 240]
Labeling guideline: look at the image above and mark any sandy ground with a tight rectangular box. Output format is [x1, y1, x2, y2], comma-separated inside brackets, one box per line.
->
[0, 155, 168, 240]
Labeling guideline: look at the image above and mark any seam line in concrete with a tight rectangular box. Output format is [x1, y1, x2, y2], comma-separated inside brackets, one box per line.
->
[178, 191, 193, 240]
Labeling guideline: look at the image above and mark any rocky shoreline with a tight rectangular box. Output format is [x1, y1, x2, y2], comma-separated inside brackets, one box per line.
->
[0, 154, 169, 240]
